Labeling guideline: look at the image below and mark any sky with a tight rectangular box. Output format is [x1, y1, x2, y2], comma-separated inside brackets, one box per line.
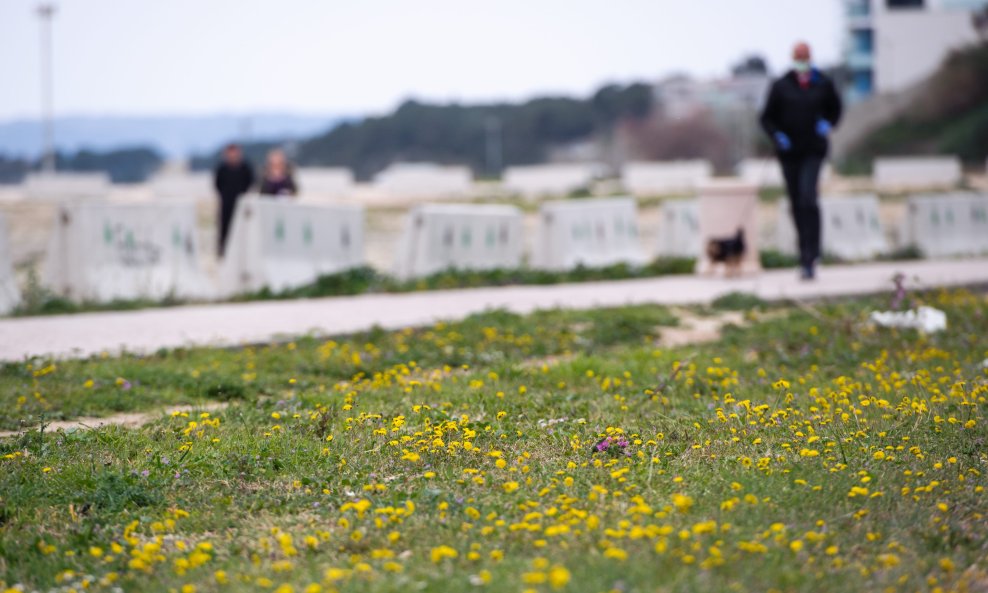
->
[0, 0, 843, 122]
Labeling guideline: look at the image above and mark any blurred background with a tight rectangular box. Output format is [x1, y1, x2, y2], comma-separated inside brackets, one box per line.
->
[5, 0, 985, 182]
[0, 0, 986, 301]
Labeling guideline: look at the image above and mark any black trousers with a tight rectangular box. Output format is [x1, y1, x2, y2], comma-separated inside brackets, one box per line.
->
[779, 155, 824, 267]
[217, 194, 239, 257]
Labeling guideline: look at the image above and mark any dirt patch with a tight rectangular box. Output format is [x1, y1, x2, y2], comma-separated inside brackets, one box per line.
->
[658, 309, 746, 348]
[516, 309, 750, 371]
[0, 401, 230, 439]
[517, 353, 576, 370]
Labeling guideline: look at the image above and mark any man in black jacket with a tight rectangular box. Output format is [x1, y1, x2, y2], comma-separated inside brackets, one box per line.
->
[760, 42, 842, 280]
[214, 143, 255, 257]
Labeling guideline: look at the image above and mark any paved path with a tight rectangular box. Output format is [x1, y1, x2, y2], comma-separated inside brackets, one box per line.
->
[2, 258, 986, 361]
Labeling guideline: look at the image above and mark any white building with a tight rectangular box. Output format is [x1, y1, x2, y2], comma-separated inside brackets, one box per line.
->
[652, 73, 770, 163]
[844, 0, 987, 102]
[653, 74, 770, 122]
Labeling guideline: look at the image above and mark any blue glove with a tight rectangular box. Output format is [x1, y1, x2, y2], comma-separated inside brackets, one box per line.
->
[816, 119, 832, 137]
[774, 131, 791, 151]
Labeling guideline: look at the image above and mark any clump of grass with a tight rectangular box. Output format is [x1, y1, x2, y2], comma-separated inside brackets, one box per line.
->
[760, 249, 799, 269]
[710, 291, 767, 311]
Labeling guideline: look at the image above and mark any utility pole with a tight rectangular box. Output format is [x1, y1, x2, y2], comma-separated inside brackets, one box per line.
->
[485, 115, 502, 178]
[37, 3, 57, 174]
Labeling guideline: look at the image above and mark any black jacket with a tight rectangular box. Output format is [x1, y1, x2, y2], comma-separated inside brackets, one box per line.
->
[760, 69, 842, 157]
[214, 161, 255, 201]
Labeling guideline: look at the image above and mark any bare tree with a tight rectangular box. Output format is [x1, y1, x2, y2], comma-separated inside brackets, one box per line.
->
[619, 111, 734, 172]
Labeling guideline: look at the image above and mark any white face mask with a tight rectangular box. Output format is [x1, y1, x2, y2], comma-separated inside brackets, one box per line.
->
[793, 60, 812, 74]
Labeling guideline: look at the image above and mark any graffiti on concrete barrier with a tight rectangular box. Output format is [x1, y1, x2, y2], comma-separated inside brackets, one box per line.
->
[102, 221, 162, 267]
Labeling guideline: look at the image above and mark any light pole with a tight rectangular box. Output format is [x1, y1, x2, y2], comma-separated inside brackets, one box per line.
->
[485, 115, 502, 178]
[37, 3, 57, 174]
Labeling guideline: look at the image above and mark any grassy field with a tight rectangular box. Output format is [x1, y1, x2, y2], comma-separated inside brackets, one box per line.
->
[1, 289, 987, 593]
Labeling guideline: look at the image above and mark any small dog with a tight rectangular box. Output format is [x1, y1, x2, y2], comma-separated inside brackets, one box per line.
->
[706, 228, 746, 277]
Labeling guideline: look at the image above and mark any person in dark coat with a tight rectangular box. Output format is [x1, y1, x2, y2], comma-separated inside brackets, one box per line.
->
[214, 143, 254, 256]
[257, 149, 298, 197]
[760, 41, 842, 280]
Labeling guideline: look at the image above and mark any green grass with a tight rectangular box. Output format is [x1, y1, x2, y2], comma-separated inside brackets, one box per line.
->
[1, 289, 987, 593]
[0, 305, 679, 431]
[760, 249, 801, 269]
[709, 292, 767, 311]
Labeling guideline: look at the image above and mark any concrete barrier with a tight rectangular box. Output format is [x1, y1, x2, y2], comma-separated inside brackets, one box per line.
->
[533, 197, 646, 271]
[737, 158, 834, 188]
[24, 172, 111, 200]
[874, 157, 962, 190]
[695, 180, 761, 275]
[503, 163, 602, 198]
[775, 195, 888, 260]
[374, 163, 472, 198]
[149, 172, 212, 199]
[656, 199, 700, 258]
[737, 158, 785, 187]
[903, 193, 988, 257]
[218, 196, 365, 295]
[622, 160, 712, 195]
[0, 213, 21, 315]
[296, 167, 355, 199]
[43, 200, 211, 302]
[394, 204, 523, 280]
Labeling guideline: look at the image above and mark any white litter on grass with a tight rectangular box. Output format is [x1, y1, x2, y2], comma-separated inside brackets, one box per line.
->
[869, 306, 947, 334]
[537, 417, 568, 429]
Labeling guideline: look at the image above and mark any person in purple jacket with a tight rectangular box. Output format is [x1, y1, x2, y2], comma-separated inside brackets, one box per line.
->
[258, 149, 298, 197]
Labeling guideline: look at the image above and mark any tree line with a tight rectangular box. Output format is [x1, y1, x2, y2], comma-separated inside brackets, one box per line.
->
[192, 83, 654, 180]
[0, 147, 163, 184]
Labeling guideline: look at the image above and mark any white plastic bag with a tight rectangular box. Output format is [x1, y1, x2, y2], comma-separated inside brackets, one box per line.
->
[869, 306, 947, 334]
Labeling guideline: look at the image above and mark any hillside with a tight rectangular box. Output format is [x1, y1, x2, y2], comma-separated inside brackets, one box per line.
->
[195, 84, 653, 180]
[0, 147, 163, 184]
[845, 42, 988, 171]
[0, 113, 340, 159]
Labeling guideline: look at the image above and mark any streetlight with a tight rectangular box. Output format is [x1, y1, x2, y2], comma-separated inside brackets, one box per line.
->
[37, 3, 57, 174]
[485, 115, 502, 178]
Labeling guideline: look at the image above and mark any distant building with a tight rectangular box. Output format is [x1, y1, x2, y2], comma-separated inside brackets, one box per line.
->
[652, 72, 770, 163]
[653, 74, 770, 122]
[844, 0, 988, 102]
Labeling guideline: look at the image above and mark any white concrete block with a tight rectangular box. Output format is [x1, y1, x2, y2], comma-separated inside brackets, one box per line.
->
[503, 163, 602, 198]
[374, 163, 473, 198]
[219, 196, 365, 295]
[149, 172, 213, 199]
[43, 200, 212, 303]
[296, 167, 355, 199]
[737, 158, 833, 188]
[0, 214, 21, 315]
[622, 160, 712, 195]
[23, 172, 111, 200]
[903, 193, 988, 258]
[775, 195, 888, 260]
[737, 158, 785, 187]
[656, 199, 701, 258]
[533, 197, 647, 271]
[394, 203, 523, 280]
[874, 157, 962, 191]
